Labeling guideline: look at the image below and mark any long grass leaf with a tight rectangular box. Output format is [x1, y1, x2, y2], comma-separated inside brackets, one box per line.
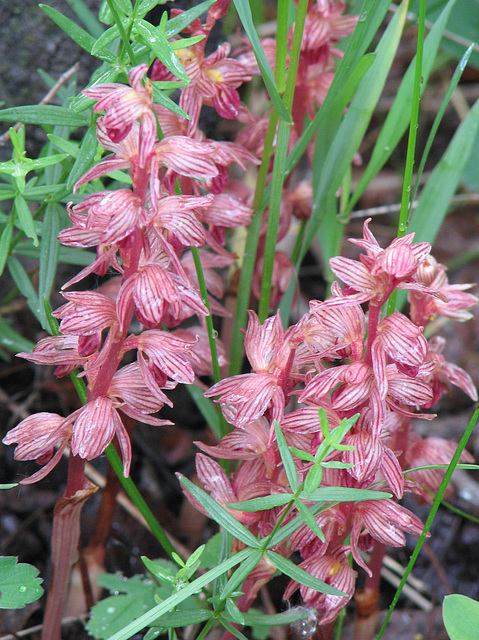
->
[67, 125, 98, 190]
[348, 0, 457, 214]
[64, 0, 104, 38]
[274, 420, 298, 492]
[232, 0, 291, 123]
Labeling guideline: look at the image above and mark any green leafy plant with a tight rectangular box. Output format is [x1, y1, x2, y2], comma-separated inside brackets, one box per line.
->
[0, 557, 43, 609]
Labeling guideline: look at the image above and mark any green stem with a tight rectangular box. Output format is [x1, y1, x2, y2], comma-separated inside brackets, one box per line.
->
[104, 444, 178, 559]
[190, 246, 229, 439]
[387, 0, 426, 315]
[228, 111, 278, 376]
[105, 0, 137, 66]
[376, 404, 479, 639]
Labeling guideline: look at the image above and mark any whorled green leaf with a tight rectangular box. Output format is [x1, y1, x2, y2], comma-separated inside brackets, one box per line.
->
[106, 547, 253, 640]
[218, 548, 263, 601]
[265, 551, 346, 596]
[0, 557, 43, 609]
[294, 498, 325, 543]
[40, 4, 114, 62]
[151, 84, 190, 119]
[443, 594, 479, 640]
[0, 105, 89, 127]
[239, 608, 311, 627]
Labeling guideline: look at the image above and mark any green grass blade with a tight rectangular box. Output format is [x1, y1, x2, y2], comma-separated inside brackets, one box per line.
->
[66, 125, 98, 190]
[410, 43, 473, 207]
[395, 93, 479, 310]
[348, 0, 457, 214]
[232, 0, 291, 124]
[0, 317, 35, 354]
[309, 0, 409, 281]
[377, 406, 479, 639]
[64, 0, 104, 37]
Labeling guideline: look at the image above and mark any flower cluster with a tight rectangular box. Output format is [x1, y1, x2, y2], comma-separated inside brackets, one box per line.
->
[190, 220, 477, 622]
[3, 49, 257, 482]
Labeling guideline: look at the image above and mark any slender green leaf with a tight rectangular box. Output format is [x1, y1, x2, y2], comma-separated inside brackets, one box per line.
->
[7, 256, 41, 323]
[0, 105, 89, 127]
[294, 498, 325, 543]
[150, 609, 213, 628]
[411, 43, 473, 205]
[38, 203, 61, 328]
[302, 487, 391, 502]
[0, 318, 35, 353]
[179, 477, 260, 548]
[91, 24, 120, 58]
[395, 94, 479, 313]
[151, 83, 189, 119]
[40, 4, 114, 62]
[14, 196, 38, 247]
[226, 494, 293, 512]
[273, 420, 298, 492]
[266, 551, 346, 596]
[106, 548, 253, 640]
[135, 20, 190, 83]
[218, 617, 249, 640]
[303, 463, 323, 495]
[0, 224, 13, 276]
[67, 125, 98, 190]
[165, 0, 216, 37]
[47, 134, 80, 157]
[0, 484, 18, 490]
[219, 549, 263, 601]
[232, 0, 291, 123]
[267, 503, 330, 547]
[348, 0, 457, 213]
[238, 608, 310, 627]
[0, 557, 43, 609]
[64, 0, 104, 37]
